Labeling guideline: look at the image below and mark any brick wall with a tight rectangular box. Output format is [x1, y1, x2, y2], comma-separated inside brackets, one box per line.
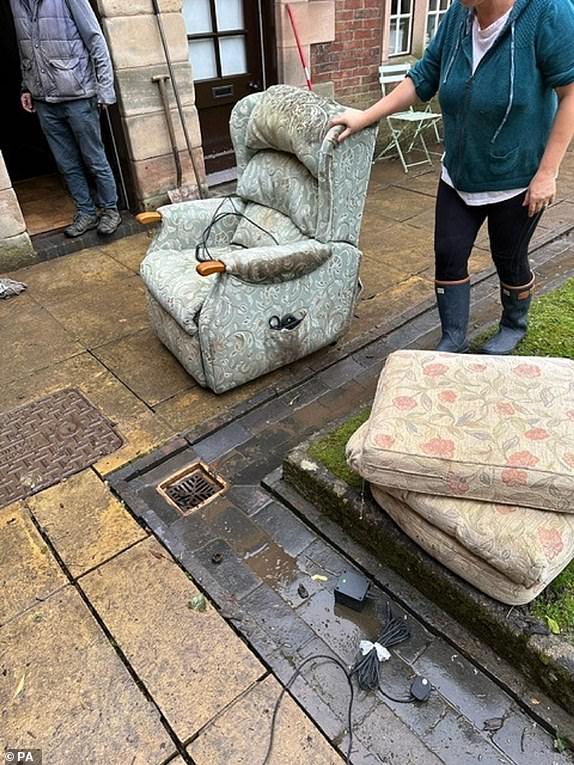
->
[311, 0, 383, 105]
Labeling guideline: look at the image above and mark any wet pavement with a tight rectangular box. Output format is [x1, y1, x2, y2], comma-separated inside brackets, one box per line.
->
[108, 229, 574, 764]
[2, 149, 574, 763]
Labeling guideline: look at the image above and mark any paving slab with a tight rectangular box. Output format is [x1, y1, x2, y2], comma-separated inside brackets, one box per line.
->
[93, 327, 194, 407]
[27, 469, 146, 577]
[45, 275, 149, 348]
[98, 231, 148, 273]
[423, 710, 512, 765]
[355, 702, 445, 765]
[352, 275, 434, 337]
[0, 503, 67, 625]
[152, 370, 279, 434]
[368, 185, 437, 223]
[187, 674, 342, 765]
[0, 353, 175, 478]
[0, 302, 83, 384]
[9, 248, 134, 306]
[0, 586, 172, 763]
[0, 290, 40, 322]
[79, 537, 265, 740]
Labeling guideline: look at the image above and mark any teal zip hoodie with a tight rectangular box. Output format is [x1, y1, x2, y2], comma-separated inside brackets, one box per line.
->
[408, 0, 574, 192]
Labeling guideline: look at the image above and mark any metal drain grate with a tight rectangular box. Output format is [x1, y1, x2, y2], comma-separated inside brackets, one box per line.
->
[157, 462, 226, 514]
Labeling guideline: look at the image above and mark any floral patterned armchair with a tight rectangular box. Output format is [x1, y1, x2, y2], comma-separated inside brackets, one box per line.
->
[139, 85, 377, 394]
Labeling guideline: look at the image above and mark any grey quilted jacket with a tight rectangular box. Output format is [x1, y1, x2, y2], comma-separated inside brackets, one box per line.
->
[9, 0, 116, 104]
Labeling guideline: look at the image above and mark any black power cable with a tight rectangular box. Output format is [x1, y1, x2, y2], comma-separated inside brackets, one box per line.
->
[262, 654, 355, 765]
[195, 197, 279, 263]
[262, 602, 428, 763]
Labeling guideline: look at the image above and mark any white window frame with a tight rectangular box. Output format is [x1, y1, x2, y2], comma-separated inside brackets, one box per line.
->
[425, 0, 453, 48]
[388, 0, 414, 57]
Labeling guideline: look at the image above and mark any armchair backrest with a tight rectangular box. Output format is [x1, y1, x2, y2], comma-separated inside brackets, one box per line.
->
[230, 85, 377, 247]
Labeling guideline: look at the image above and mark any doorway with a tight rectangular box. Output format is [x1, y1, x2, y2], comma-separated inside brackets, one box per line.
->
[0, 2, 134, 236]
[184, 0, 277, 176]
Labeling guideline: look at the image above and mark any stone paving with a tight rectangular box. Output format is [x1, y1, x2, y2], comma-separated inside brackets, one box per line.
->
[1, 151, 574, 763]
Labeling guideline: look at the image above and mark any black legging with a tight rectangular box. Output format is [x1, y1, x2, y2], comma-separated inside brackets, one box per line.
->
[434, 180, 542, 286]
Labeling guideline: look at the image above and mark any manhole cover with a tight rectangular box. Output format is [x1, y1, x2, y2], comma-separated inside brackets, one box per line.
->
[0, 388, 122, 508]
[157, 462, 226, 515]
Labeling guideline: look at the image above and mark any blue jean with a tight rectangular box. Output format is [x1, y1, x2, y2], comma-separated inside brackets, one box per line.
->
[35, 97, 117, 215]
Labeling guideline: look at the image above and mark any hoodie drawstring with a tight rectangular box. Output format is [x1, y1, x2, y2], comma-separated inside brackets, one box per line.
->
[442, 18, 466, 85]
[491, 21, 515, 144]
[443, 13, 516, 144]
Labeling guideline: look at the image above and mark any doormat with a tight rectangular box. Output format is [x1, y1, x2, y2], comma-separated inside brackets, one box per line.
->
[0, 388, 123, 508]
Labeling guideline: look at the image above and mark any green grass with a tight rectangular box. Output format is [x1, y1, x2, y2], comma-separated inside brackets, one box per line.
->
[311, 276, 574, 635]
[532, 566, 574, 634]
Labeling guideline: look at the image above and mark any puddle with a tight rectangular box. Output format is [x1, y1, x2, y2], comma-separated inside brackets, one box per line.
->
[244, 541, 301, 587]
[333, 600, 382, 642]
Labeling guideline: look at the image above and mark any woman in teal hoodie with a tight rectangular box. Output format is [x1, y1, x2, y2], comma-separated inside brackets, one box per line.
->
[333, 0, 574, 354]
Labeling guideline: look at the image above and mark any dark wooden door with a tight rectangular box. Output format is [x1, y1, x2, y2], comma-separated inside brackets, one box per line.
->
[185, 0, 276, 174]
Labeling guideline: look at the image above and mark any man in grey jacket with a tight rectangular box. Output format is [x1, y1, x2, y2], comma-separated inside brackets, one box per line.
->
[10, 0, 120, 237]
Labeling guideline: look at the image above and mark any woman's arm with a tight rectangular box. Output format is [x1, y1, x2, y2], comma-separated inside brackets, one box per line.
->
[524, 83, 574, 216]
[331, 78, 418, 142]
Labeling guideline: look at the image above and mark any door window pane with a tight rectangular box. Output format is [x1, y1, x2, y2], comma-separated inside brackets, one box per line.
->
[219, 35, 247, 76]
[215, 0, 244, 32]
[183, 0, 212, 35]
[189, 39, 218, 81]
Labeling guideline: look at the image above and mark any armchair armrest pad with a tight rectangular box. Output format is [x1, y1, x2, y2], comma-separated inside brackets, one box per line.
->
[219, 240, 332, 283]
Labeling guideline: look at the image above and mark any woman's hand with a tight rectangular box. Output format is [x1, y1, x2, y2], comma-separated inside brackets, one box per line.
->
[331, 109, 370, 142]
[523, 170, 556, 217]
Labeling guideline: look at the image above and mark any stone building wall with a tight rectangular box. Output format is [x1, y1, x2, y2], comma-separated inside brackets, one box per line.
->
[96, 0, 206, 210]
[0, 152, 35, 272]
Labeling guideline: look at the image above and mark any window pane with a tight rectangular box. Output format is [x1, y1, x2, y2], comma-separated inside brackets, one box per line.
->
[398, 17, 410, 51]
[183, 0, 212, 35]
[391, 0, 399, 14]
[440, 0, 450, 9]
[426, 15, 437, 44]
[401, 0, 412, 15]
[389, 19, 400, 55]
[428, 0, 439, 10]
[219, 35, 247, 75]
[189, 39, 218, 81]
[390, 17, 411, 54]
[215, 0, 244, 31]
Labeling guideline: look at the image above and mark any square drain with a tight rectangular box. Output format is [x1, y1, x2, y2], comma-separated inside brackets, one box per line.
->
[157, 462, 226, 514]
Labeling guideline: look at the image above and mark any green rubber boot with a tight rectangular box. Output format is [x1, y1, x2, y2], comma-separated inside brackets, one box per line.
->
[435, 279, 471, 354]
[482, 278, 534, 355]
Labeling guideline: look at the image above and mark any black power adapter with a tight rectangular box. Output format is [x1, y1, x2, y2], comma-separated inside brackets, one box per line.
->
[334, 571, 370, 612]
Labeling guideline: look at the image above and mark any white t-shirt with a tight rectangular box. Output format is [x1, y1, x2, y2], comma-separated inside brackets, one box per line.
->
[441, 9, 527, 206]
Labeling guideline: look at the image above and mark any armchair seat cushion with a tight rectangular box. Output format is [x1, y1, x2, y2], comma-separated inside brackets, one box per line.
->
[141, 245, 241, 333]
[371, 485, 574, 605]
[347, 351, 574, 512]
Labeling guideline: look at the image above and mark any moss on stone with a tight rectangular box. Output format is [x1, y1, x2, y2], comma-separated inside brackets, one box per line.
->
[307, 409, 369, 491]
[311, 276, 574, 637]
